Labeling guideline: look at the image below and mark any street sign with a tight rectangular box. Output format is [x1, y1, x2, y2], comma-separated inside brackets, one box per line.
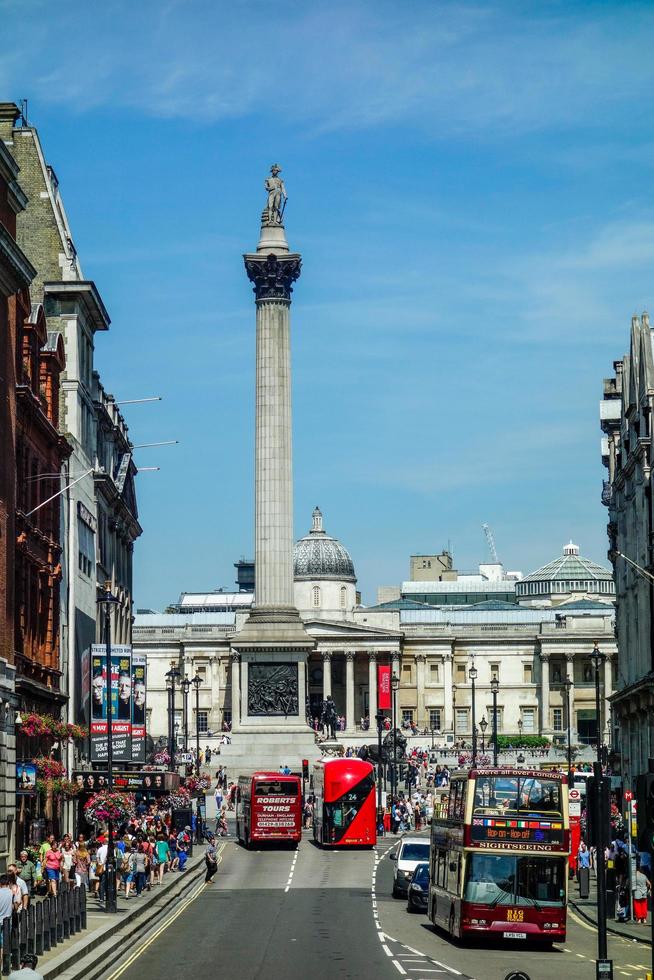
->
[569, 801, 581, 817]
[596, 959, 613, 980]
[569, 789, 581, 801]
[625, 790, 633, 801]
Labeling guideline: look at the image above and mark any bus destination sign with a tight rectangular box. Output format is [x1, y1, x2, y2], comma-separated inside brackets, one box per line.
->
[470, 816, 564, 849]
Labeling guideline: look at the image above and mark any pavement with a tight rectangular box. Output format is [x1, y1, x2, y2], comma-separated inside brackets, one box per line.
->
[39, 844, 213, 980]
[569, 871, 653, 945]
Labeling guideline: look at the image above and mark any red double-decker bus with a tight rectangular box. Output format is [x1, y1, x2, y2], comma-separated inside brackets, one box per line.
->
[429, 768, 569, 945]
[235, 772, 302, 847]
[312, 758, 376, 847]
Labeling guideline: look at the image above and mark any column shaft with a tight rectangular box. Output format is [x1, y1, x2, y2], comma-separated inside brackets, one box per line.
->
[322, 652, 332, 699]
[443, 655, 453, 731]
[540, 655, 550, 733]
[416, 655, 426, 729]
[346, 653, 355, 732]
[254, 299, 294, 608]
[230, 655, 240, 731]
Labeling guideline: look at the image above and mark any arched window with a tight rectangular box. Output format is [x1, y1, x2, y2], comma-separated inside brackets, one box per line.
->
[340, 586, 346, 608]
[312, 586, 321, 608]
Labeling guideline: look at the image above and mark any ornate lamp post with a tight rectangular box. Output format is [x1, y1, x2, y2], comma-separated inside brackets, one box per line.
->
[490, 676, 499, 766]
[479, 716, 488, 756]
[469, 664, 478, 766]
[181, 676, 190, 753]
[191, 674, 201, 774]
[97, 581, 120, 914]
[375, 711, 384, 818]
[165, 663, 180, 772]
[391, 671, 400, 803]
[517, 717, 523, 740]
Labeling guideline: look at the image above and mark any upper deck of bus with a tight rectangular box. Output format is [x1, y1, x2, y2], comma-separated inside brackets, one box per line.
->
[238, 772, 301, 797]
[312, 757, 375, 800]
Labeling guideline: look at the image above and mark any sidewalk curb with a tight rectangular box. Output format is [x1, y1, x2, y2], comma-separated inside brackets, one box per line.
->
[42, 854, 210, 980]
[569, 898, 652, 946]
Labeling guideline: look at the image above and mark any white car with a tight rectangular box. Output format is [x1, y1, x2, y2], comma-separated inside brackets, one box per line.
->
[389, 836, 431, 898]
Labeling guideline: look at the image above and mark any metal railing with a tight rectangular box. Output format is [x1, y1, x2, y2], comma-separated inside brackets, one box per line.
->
[1, 882, 87, 976]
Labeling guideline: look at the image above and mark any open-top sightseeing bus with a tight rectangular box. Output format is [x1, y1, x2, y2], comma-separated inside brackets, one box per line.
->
[312, 757, 376, 847]
[429, 768, 569, 944]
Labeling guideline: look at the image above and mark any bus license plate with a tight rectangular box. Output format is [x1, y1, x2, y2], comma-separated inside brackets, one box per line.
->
[504, 932, 527, 939]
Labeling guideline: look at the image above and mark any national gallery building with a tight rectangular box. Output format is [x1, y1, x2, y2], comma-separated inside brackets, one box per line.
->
[134, 509, 616, 749]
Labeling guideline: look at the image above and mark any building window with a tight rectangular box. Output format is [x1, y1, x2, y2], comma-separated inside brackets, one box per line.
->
[340, 586, 346, 608]
[455, 708, 469, 733]
[402, 709, 414, 725]
[429, 663, 440, 682]
[455, 664, 466, 682]
[521, 708, 535, 733]
[77, 518, 95, 578]
[523, 664, 532, 684]
[197, 710, 209, 734]
[487, 705, 503, 732]
[402, 663, 413, 684]
[312, 586, 321, 608]
[429, 708, 442, 730]
[195, 665, 207, 682]
[552, 708, 563, 732]
[490, 663, 500, 681]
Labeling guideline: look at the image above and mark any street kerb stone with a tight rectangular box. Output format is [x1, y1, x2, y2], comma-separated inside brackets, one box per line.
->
[42, 855, 209, 980]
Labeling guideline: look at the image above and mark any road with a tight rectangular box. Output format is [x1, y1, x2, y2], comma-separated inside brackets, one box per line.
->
[104, 834, 650, 980]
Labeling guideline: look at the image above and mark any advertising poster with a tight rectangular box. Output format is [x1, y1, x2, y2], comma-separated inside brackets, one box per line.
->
[131, 653, 147, 763]
[90, 644, 132, 763]
[378, 664, 391, 710]
[16, 762, 37, 795]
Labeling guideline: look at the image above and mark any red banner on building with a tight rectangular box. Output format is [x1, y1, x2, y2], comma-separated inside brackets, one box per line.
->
[378, 664, 391, 710]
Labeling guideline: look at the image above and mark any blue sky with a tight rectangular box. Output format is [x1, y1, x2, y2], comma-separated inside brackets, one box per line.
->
[3, 0, 654, 607]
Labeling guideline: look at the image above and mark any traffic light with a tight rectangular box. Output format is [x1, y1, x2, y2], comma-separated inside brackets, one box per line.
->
[301, 759, 309, 780]
[586, 776, 610, 848]
[636, 774, 654, 850]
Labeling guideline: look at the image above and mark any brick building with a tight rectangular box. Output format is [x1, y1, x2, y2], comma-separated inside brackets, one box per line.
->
[0, 111, 36, 868]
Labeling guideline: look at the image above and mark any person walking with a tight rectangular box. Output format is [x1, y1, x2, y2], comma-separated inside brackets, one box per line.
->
[8, 952, 44, 980]
[15, 852, 36, 896]
[154, 835, 170, 885]
[633, 862, 651, 924]
[44, 841, 63, 897]
[204, 836, 218, 883]
[133, 845, 148, 897]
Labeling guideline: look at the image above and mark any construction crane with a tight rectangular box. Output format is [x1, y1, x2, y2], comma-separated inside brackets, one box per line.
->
[482, 523, 500, 564]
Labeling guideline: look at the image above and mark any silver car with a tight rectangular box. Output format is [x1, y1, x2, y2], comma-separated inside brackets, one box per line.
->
[389, 837, 430, 898]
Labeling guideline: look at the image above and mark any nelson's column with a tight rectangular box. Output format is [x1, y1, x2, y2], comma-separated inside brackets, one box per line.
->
[227, 166, 316, 770]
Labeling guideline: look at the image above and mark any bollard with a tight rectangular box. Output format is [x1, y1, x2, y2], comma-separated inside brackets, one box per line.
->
[1, 917, 11, 976]
[579, 866, 590, 899]
[62, 887, 70, 940]
[49, 896, 57, 949]
[9, 915, 20, 972]
[39, 900, 48, 953]
[26, 905, 36, 956]
[80, 884, 87, 930]
[56, 892, 64, 943]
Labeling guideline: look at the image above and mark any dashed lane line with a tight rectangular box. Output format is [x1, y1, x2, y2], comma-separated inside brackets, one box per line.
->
[284, 847, 299, 893]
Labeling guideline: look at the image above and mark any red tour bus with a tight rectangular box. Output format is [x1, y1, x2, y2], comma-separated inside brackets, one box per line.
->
[236, 772, 302, 847]
[429, 768, 569, 944]
[312, 758, 376, 847]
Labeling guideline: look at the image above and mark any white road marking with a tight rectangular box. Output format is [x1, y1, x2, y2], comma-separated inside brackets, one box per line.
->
[382, 944, 393, 956]
[393, 962, 407, 975]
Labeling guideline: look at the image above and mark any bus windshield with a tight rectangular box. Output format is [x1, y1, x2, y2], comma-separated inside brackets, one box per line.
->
[464, 854, 566, 908]
[472, 775, 561, 816]
[254, 780, 299, 796]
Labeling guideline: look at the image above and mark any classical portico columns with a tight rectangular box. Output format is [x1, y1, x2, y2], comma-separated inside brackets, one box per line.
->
[345, 652, 355, 732]
[416, 654, 426, 729]
[368, 651, 377, 721]
[322, 651, 332, 700]
[230, 652, 240, 730]
[443, 653, 454, 732]
[539, 652, 550, 734]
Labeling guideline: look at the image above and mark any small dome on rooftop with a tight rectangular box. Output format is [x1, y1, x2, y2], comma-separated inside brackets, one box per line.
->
[293, 507, 356, 583]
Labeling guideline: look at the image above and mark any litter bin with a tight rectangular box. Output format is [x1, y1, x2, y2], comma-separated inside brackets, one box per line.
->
[578, 866, 590, 899]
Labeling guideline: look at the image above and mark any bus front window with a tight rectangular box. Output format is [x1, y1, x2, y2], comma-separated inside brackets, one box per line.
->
[464, 855, 565, 907]
[472, 776, 561, 817]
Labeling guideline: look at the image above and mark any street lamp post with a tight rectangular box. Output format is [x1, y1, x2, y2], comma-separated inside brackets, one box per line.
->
[479, 717, 488, 756]
[517, 717, 523, 740]
[490, 676, 499, 766]
[391, 672, 400, 804]
[181, 676, 190, 754]
[591, 643, 609, 967]
[97, 581, 120, 914]
[469, 665, 478, 766]
[165, 663, 180, 772]
[452, 683, 457, 742]
[564, 676, 574, 784]
[191, 674, 201, 773]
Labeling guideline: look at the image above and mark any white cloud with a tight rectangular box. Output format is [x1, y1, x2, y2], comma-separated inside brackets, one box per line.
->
[5, 0, 654, 137]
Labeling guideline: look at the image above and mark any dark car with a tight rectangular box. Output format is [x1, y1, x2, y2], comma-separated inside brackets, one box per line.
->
[407, 861, 429, 913]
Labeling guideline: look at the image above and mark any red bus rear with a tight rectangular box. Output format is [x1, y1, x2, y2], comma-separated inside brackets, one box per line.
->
[313, 758, 376, 847]
[236, 772, 302, 846]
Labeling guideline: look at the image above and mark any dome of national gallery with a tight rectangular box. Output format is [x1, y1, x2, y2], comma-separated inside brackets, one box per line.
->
[293, 507, 356, 583]
[516, 541, 615, 605]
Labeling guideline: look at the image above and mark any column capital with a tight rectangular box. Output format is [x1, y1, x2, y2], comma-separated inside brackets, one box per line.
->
[230, 651, 240, 663]
[442, 651, 453, 662]
[322, 651, 332, 663]
[346, 651, 355, 663]
[368, 651, 378, 663]
[539, 652, 551, 662]
[565, 652, 576, 662]
[415, 653, 426, 663]
[244, 252, 302, 302]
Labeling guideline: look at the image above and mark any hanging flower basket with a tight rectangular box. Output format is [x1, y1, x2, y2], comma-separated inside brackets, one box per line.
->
[33, 757, 66, 780]
[152, 750, 171, 765]
[162, 788, 191, 810]
[184, 772, 212, 794]
[18, 713, 88, 742]
[84, 790, 135, 824]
